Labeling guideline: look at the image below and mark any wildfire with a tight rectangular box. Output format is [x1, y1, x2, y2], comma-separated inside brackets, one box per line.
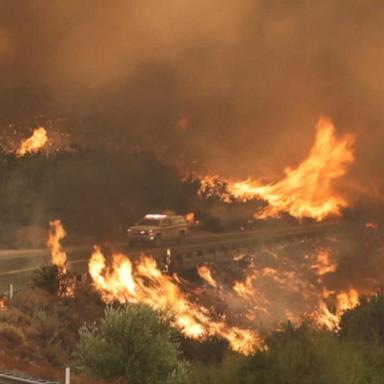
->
[233, 276, 255, 299]
[311, 248, 337, 276]
[185, 212, 195, 225]
[16, 127, 48, 157]
[0, 297, 7, 311]
[199, 117, 355, 221]
[197, 265, 217, 288]
[88, 247, 263, 355]
[336, 289, 359, 314]
[47, 220, 68, 272]
[315, 289, 360, 330]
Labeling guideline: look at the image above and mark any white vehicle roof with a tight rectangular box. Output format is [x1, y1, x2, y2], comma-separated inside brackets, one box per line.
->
[144, 214, 167, 219]
[144, 213, 185, 219]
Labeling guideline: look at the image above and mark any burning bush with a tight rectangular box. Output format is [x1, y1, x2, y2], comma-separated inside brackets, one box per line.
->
[77, 304, 189, 384]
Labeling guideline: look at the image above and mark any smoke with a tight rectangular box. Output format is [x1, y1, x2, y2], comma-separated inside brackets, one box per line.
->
[0, 1, 383, 203]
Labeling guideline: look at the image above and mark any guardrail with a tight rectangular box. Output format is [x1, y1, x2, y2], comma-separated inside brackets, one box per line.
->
[0, 372, 58, 384]
[0, 223, 341, 292]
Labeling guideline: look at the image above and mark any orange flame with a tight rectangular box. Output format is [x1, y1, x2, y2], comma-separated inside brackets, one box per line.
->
[233, 276, 255, 299]
[197, 265, 217, 288]
[47, 220, 67, 272]
[16, 127, 48, 157]
[185, 212, 195, 225]
[315, 288, 360, 330]
[311, 248, 337, 276]
[336, 289, 359, 314]
[89, 247, 263, 355]
[0, 297, 7, 311]
[199, 117, 355, 221]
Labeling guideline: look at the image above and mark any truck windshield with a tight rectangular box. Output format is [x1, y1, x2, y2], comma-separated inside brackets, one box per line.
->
[137, 219, 161, 226]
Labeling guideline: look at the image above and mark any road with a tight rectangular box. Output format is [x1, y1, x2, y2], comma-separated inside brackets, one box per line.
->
[0, 223, 337, 293]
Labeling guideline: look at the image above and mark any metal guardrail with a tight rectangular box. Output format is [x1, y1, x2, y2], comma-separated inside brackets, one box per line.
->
[0, 372, 58, 384]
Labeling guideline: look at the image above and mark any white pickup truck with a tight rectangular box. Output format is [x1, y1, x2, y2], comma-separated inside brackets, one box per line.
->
[127, 214, 189, 247]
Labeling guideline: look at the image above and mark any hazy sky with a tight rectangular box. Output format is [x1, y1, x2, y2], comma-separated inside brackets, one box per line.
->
[0, 1, 383, 199]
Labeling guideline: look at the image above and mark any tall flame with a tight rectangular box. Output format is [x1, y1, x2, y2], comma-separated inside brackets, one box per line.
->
[89, 247, 263, 355]
[47, 220, 67, 272]
[199, 117, 355, 221]
[16, 127, 48, 157]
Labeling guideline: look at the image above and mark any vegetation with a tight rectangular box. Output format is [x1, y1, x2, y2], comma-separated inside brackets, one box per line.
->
[340, 292, 384, 345]
[3, 271, 384, 384]
[191, 322, 384, 384]
[31, 265, 61, 295]
[0, 150, 266, 247]
[77, 305, 189, 384]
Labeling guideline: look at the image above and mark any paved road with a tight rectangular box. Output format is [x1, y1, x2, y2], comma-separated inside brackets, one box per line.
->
[0, 223, 336, 292]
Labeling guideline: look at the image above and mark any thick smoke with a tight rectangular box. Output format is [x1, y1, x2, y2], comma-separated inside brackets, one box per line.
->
[0, 1, 383, 204]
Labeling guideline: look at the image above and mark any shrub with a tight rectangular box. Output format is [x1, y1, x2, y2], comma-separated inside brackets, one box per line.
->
[179, 335, 229, 364]
[241, 323, 372, 384]
[31, 265, 61, 295]
[0, 323, 26, 348]
[33, 308, 62, 340]
[190, 353, 248, 384]
[340, 293, 384, 344]
[77, 304, 189, 384]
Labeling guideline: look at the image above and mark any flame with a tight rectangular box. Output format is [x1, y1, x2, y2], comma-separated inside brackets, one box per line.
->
[233, 276, 255, 299]
[185, 212, 195, 225]
[16, 127, 48, 157]
[336, 289, 359, 314]
[89, 247, 263, 355]
[199, 117, 355, 221]
[0, 297, 7, 311]
[311, 248, 337, 276]
[315, 289, 360, 330]
[197, 265, 217, 287]
[47, 220, 67, 272]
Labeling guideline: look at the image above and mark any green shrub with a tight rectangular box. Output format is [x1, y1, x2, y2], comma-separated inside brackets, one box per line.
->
[77, 304, 189, 384]
[241, 323, 373, 384]
[340, 293, 384, 345]
[189, 322, 384, 384]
